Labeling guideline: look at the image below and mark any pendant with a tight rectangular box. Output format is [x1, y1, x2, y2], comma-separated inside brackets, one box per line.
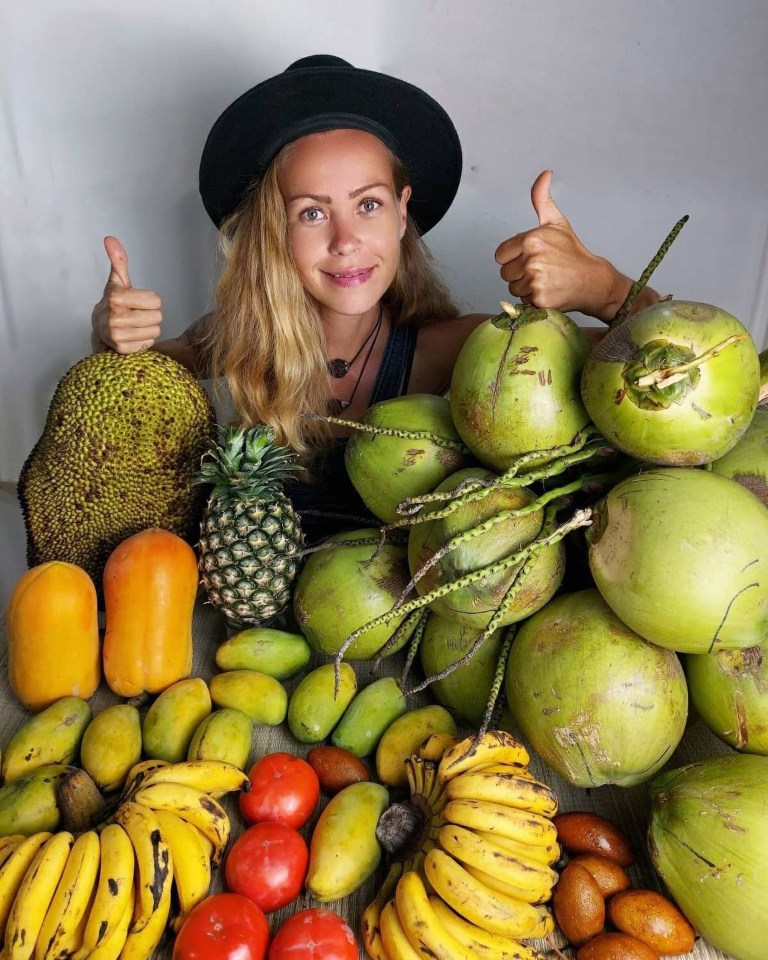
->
[329, 398, 351, 415]
[327, 358, 351, 378]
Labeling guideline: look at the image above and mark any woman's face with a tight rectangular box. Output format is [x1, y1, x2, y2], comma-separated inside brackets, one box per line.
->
[278, 128, 411, 323]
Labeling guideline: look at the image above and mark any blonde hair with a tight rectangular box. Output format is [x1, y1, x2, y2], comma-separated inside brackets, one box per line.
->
[203, 142, 459, 456]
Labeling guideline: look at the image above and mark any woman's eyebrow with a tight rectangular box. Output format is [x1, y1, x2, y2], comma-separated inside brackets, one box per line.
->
[285, 182, 391, 205]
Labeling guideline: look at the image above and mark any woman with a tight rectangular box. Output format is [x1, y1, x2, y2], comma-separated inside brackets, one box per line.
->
[91, 54, 658, 540]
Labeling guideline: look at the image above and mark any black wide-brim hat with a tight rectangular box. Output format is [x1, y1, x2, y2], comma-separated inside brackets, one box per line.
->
[199, 54, 462, 235]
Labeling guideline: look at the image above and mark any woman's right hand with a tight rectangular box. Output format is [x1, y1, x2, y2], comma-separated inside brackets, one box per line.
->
[91, 236, 163, 353]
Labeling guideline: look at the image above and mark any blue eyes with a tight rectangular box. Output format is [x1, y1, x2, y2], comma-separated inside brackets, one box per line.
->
[298, 199, 381, 223]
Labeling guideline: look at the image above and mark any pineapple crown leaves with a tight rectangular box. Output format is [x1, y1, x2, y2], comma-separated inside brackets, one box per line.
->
[194, 423, 304, 503]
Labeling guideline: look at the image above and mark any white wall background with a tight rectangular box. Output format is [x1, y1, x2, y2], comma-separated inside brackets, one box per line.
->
[2, 0, 768, 605]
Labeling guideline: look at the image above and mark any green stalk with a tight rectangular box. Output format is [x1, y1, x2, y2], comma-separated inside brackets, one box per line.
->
[304, 413, 471, 454]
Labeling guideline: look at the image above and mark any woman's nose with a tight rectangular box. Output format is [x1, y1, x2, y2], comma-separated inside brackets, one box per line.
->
[329, 217, 360, 256]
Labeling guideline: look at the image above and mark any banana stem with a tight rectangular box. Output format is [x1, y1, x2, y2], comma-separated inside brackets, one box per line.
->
[612, 214, 689, 325]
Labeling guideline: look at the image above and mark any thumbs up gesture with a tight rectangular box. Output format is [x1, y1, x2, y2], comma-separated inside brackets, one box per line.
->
[91, 237, 163, 353]
[494, 171, 625, 321]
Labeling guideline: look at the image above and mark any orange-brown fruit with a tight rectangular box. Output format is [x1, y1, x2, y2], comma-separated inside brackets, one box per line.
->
[552, 861, 605, 946]
[607, 889, 696, 956]
[306, 746, 371, 794]
[569, 853, 632, 898]
[554, 811, 635, 866]
[577, 932, 660, 960]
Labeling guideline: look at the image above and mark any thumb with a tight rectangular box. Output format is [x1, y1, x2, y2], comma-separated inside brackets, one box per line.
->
[530, 170, 569, 228]
[104, 235, 132, 288]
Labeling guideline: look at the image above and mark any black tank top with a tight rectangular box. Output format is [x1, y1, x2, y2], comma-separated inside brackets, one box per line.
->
[288, 323, 419, 544]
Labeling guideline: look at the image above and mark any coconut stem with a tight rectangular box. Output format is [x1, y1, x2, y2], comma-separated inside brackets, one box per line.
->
[612, 214, 689, 326]
[478, 626, 517, 738]
[340, 508, 593, 658]
[399, 611, 430, 688]
[391, 428, 606, 527]
[633, 334, 748, 388]
[304, 413, 471, 454]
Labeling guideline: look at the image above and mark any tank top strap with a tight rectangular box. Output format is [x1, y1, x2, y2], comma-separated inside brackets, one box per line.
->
[370, 322, 418, 404]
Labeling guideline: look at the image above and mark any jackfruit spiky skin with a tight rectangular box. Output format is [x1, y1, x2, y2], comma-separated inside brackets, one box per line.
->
[17, 350, 216, 585]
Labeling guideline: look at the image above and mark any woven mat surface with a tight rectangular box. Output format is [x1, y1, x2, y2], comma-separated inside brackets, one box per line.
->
[0, 603, 735, 960]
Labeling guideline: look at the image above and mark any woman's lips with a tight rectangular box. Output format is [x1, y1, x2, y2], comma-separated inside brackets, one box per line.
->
[323, 267, 375, 288]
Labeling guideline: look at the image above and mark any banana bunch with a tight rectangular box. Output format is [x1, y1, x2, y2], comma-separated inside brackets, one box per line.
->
[0, 759, 249, 960]
[363, 731, 560, 960]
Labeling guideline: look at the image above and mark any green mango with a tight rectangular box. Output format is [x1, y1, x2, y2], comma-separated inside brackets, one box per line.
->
[208, 670, 288, 725]
[331, 677, 407, 757]
[288, 664, 357, 744]
[1, 697, 91, 783]
[305, 781, 389, 901]
[80, 704, 142, 793]
[0, 764, 75, 836]
[187, 708, 253, 770]
[215, 627, 311, 679]
[142, 678, 212, 763]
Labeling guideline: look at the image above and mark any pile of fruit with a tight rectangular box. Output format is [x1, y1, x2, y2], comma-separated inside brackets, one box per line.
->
[4, 242, 768, 960]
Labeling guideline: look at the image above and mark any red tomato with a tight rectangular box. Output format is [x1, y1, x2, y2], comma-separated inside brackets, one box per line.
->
[173, 892, 269, 960]
[225, 822, 308, 912]
[240, 752, 320, 829]
[268, 908, 358, 960]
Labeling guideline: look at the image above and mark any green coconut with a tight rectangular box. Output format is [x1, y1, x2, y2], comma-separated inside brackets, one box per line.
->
[418, 613, 506, 726]
[648, 754, 768, 960]
[587, 467, 768, 653]
[449, 305, 590, 471]
[684, 644, 768, 754]
[292, 528, 411, 660]
[581, 300, 759, 465]
[711, 405, 768, 507]
[505, 589, 688, 788]
[344, 394, 470, 523]
[407, 467, 565, 630]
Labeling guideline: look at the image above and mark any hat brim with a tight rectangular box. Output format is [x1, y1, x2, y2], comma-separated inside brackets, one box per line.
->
[199, 62, 462, 235]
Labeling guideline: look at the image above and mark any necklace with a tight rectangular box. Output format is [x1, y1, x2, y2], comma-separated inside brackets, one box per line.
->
[326, 307, 383, 378]
[329, 307, 384, 414]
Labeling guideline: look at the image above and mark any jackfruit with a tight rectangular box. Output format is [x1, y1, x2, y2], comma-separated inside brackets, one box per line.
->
[17, 350, 215, 585]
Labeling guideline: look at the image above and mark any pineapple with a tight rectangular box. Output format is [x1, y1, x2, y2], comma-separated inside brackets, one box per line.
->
[195, 425, 305, 627]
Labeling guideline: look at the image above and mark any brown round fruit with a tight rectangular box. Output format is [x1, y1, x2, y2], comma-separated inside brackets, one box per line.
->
[607, 889, 696, 955]
[306, 745, 370, 794]
[553, 811, 635, 866]
[577, 933, 660, 960]
[569, 853, 632, 898]
[552, 861, 605, 946]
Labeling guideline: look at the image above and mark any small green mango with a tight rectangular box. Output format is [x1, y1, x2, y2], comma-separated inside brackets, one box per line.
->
[305, 781, 389, 901]
[142, 678, 212, 763]
[331, 677, 407, 757]
[215, 627, 311, 679]
[208, 670, 288, 725]
[0, 764, 75, 836]
[288, 664, 357, 744]
[376, 705, 457, 787]
[187, 708, 253, 770]
[1, 697, 92, 783]
[80, 704, 142, 792]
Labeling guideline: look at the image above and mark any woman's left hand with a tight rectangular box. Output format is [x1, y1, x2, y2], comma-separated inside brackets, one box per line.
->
[495, 170, 630, 322]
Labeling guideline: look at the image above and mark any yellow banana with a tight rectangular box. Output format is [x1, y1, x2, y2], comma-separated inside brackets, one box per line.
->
[428, 896, 541, 960]
[76, 823, 135, 956]
[419, 733, 459, 762]
[423, 847, 548, 939]
[395, 869, 476, 960]
[84, 896, 132, 960]
[473, 829, 560, 867]
[445, 769, 558, 817]
[0, 834, 52, 939]
[361, 861, 403, 960]
[135, 759, 250, 796]
[443, 798, 558, 848]
[378, 899, 422, 960]
[118, 840, 173, 960]
[437, 825, 557, 904]
[438, 731, 529, 783]
[5, 830, 74, 960]
[152, 809, 211, 925]
[112, 802, 170, 935]
[35, 830, 100, 960]
[0, 837, 25, 867]
[121, 759, 170, 799]
[130, 782, 230, 866]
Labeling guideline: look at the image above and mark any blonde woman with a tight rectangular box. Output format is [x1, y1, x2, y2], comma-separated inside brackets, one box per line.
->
[91, 55, 657, 540]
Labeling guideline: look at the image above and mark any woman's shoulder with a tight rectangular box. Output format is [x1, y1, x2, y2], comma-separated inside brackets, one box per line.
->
[407, 312, 490, 395]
